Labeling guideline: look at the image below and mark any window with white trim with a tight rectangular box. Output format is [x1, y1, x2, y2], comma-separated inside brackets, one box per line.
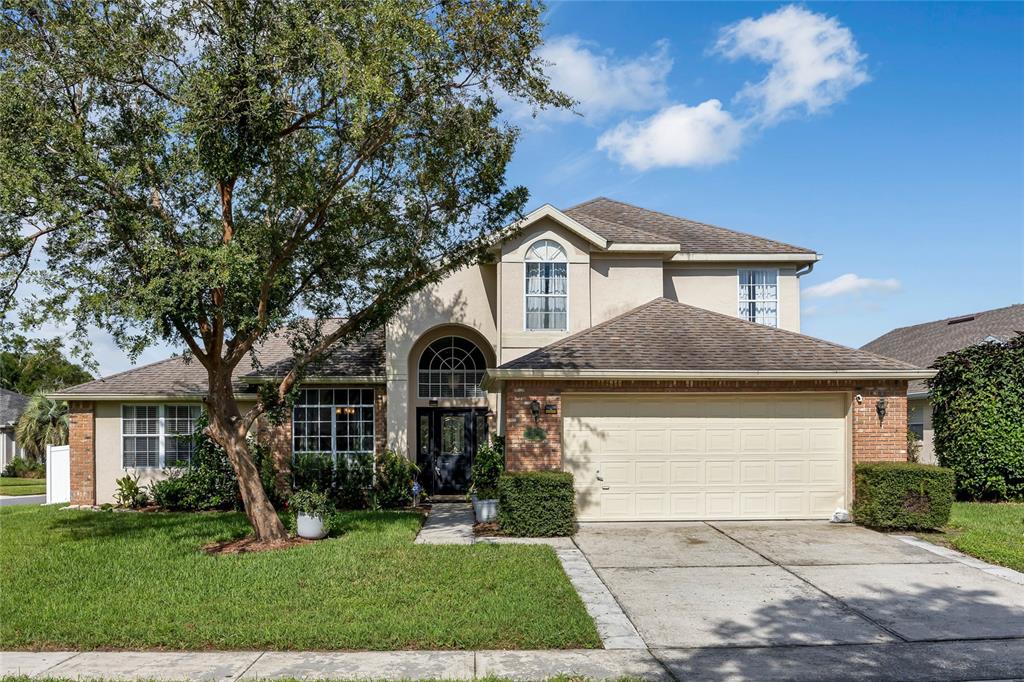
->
[292, 388, 375, 462]
[738, 269, 779, 327]
[525, 239, 568, 331]
[122, 404, 201, 468]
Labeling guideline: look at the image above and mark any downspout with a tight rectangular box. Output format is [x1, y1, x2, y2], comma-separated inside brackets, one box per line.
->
[796, 261, 816, 278]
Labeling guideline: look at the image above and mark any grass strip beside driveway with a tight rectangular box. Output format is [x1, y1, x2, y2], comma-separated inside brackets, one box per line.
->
[0, 505, 599, 651]
[0, 477, 46, 496]
[915, 501, 1024, 572]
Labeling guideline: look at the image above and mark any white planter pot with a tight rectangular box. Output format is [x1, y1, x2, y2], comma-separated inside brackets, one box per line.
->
[296, 512, 327, 540]
[473, 498, 498, 523]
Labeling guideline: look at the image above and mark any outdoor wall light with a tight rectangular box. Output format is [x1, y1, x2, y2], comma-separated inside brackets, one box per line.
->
[876, 397, 887, 421]
[530, 399, 541, 422]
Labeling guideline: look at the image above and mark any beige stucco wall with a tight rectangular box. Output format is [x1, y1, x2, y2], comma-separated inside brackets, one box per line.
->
[590, 255, 665, 325]
[93, 399, 256, 505]
[909, 397, 935, 464]
[385, 262, 499, 453]
[663, 264, 802, 332]
[498, 217, 594, 364]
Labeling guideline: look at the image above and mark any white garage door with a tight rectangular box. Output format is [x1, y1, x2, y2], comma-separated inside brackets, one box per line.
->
[563, 394, 848, 521]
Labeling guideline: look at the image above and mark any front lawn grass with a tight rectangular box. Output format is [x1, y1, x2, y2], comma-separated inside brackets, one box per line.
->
[0, 477, 45, 496]
[0, 505, 599, 651]
[914, 501, 1024, 572]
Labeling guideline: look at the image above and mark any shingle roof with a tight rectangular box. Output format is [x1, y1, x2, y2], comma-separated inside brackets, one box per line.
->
[0, 388, 30, 426]
[861, 304, 1024, 394]
[52, 324, 384, 399]
[564, 197, 816, 255]
[499, 298, 922, 374]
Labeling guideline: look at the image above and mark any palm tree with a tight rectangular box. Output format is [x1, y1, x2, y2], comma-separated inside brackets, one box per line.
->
[15, 393, 68, 462]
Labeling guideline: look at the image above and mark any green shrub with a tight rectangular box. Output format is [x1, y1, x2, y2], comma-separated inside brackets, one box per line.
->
[471, 435, 504, 499]
[289, 489, 335, 518]
[292, 452, 372, 509]
[371, 450, 418, 509]
[497, 471, 575, 537]
[930, 334, 1024, 500]
[149, 473, 190, 510]
[852, 462, 955, 530]
[114, 473, 149, 509]
[2, 457, 45, 479]
[148, 414, 280, 512]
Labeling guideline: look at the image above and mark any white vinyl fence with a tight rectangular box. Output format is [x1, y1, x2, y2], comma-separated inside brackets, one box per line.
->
[46, 444, 71, 504]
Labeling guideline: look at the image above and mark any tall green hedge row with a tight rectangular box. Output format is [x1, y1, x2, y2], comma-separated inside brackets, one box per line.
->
[930, 334, 1024, 500]
[497, 471, 575, 537]
[852, 462, 954, 530]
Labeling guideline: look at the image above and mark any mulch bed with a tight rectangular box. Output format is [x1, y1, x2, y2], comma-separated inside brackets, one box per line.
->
[473, 521, 505, 537]
[202, 535, 312, 555]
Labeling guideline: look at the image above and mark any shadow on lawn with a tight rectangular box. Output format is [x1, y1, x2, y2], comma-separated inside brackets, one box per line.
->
[657, 583, 1024, 681]
[47, 508, 251, 543]
[48, 507, 423, 545]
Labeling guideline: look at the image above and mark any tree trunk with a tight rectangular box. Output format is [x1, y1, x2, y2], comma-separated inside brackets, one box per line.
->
[207, 372, 288, 543]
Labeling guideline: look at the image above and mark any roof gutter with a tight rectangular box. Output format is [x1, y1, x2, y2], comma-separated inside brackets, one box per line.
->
[483, 368, 936, 391]
[668, 253, 821, 263]
[47, 393, 209, 402]
[242, 375, 385, 385]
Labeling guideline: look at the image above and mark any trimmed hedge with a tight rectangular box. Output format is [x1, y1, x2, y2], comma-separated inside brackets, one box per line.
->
[852, 462, 955, 530]
[497, 471, 575, 537]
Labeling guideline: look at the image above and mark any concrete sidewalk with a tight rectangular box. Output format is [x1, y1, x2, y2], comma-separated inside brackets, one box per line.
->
[0, 494, 45, 506]
[7, 641, 1024, 681]
[0, 649, 669, 681]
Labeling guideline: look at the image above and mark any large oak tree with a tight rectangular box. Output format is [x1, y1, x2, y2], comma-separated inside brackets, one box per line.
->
[0, 0, 569, 541]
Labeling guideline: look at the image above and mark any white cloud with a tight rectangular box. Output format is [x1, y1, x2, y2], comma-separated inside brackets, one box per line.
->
[596, 99, 746, 170]
[505, 36, 672, 122]
[596, 5, 868, 170]
[714, 5, 869, 123]
[804, 273, 901, 299]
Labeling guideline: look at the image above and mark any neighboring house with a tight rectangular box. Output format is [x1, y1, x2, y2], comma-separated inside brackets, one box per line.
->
[861, 304, 1024, 464]
[0, 388, 30, 468]
[52, 198, 930, 520]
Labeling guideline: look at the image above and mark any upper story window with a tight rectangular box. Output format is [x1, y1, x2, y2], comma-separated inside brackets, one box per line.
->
[525, 239, 568, 331]
[122, 404, 201, 469]
[418, 336, 487, 399]
[738, 269, 778, 327]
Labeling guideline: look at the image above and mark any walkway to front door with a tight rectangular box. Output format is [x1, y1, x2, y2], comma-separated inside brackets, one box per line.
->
[416, 408, 487, 495]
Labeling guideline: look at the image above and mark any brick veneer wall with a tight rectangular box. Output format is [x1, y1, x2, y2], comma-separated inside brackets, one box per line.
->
[68, 401, 96, 505]
[503, 379, 908, 472]
[850, 382, 908, 462]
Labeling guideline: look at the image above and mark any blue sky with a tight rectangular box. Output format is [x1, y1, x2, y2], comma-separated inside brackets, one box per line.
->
[46, 2, 1024, 376]
[506, 1, 1023, 347]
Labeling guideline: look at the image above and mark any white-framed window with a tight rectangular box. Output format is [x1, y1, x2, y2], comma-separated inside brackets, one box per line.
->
[525, 239, 568, 331]
[417, 336, 487, 399]
[292, 388, 375, 462]
[121, 404, 201, 469]
[738, 269, 779, 327]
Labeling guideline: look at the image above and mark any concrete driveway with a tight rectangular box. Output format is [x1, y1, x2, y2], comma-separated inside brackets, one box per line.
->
[574, 521, 1024, 680]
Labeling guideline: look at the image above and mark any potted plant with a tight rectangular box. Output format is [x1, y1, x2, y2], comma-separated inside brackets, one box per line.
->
[289, 489, 334, 539]
[470, 435, 504, 523]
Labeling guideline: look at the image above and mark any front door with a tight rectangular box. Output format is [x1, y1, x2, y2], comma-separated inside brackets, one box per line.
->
[416, 408, 487, 495]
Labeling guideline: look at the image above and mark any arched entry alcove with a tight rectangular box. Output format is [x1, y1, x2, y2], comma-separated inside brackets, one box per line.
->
[407, 326, 496, 495]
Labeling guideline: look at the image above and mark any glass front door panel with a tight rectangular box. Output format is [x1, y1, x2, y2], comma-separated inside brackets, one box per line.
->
[416, 409, 483, 495]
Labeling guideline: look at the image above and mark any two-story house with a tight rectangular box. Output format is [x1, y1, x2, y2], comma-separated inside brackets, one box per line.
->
[53, 198, 930, 520]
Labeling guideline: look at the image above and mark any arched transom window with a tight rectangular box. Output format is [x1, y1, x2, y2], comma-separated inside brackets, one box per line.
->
[524, 239, 568, 331]
[418, 336, 487, 399]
